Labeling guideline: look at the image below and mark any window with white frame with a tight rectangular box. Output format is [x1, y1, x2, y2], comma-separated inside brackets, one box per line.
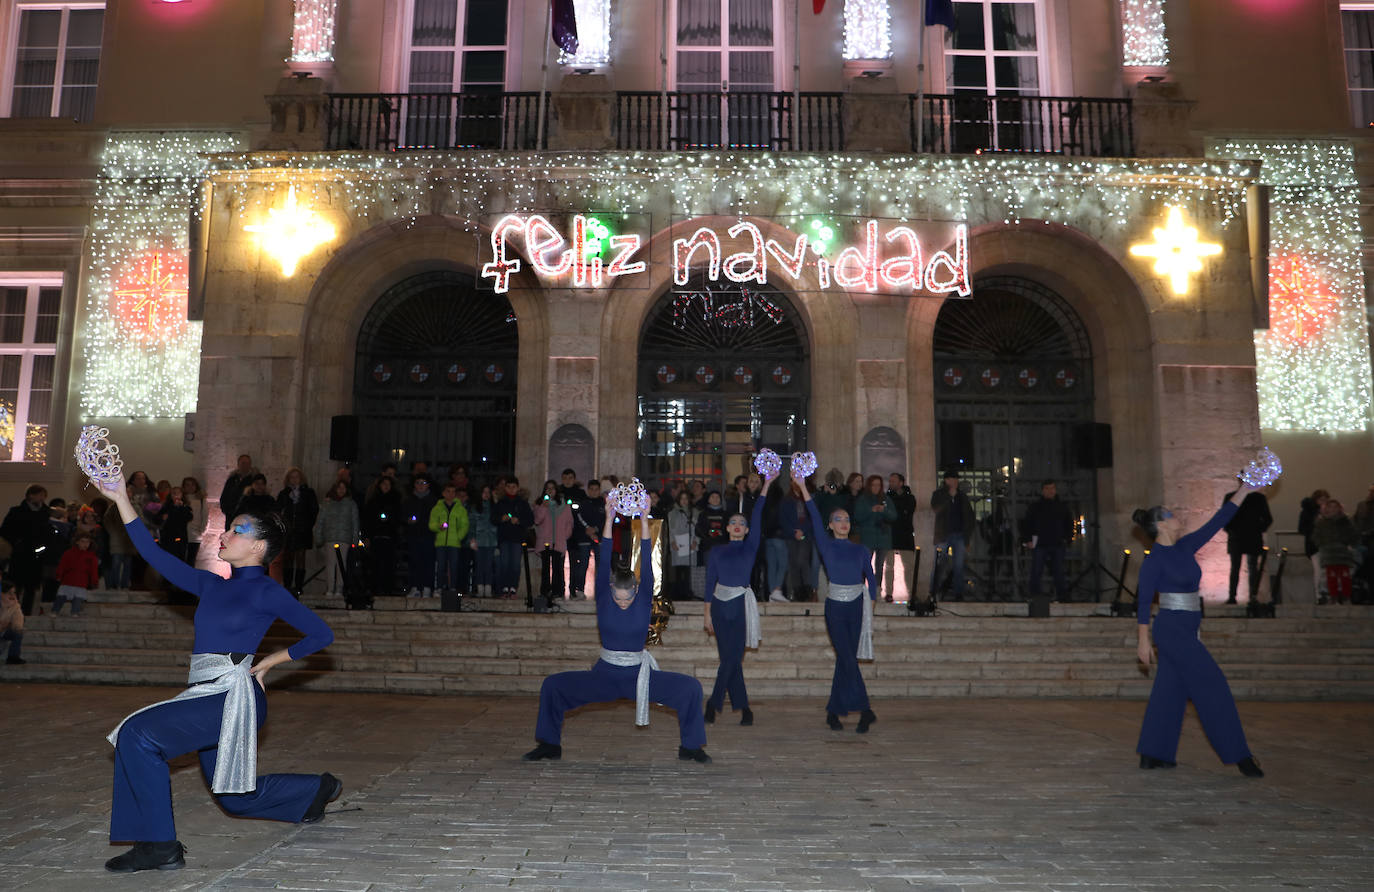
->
[5, 3, 103, 123]
[405, 0, 508, 93]
[1341, 4, 1374, 128]
[674, 0, 780, 93]
[0, 278, 61, 464]
[944, 0, 1044, 96]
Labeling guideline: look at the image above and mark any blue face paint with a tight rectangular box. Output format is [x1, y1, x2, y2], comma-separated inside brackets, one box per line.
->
[1160, 510, 1174, 520]
[232, 521, 254, 536]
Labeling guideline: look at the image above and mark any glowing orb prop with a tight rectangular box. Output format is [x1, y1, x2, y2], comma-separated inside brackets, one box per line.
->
[74, 425, 125, 489]
[1238, 447, 1283, 488]
[753, 449, 781, 477]
[610, 477, 651, 517]
[790, 451, 818, 478]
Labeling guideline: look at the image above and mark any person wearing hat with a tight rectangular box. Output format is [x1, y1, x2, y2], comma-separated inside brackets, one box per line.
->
[930, 470, 975, 599]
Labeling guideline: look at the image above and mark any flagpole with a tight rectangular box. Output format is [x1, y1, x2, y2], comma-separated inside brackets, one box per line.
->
[792, 0, 800, 150]
[537, 0, 554, 149]
[661, 0, 669, 150]
[916, 0, 927, 154]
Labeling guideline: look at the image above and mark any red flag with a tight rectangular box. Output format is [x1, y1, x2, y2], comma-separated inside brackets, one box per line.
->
[813, 1, 825, 13]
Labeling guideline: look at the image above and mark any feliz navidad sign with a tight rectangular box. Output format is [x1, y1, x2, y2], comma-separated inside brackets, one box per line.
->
[479, 213, 972, 297]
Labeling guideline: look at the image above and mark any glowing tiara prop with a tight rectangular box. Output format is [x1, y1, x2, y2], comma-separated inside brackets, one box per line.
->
[1238, 447, 1283, 488]
[790, 451, 818, 479]
[74, 425, 124, 488]
[753, 448, 781, 477]
[610, 477, 651, 517]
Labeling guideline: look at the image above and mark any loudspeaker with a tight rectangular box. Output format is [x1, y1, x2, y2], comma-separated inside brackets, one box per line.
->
[329, 415, 359, 464]
[1073, 422, 1113, 470]
[939, 421, 974, 469]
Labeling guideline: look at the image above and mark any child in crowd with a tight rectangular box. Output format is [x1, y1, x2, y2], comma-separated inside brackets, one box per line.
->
[52, 531, 100, 617]
[430, 483, 470, 595]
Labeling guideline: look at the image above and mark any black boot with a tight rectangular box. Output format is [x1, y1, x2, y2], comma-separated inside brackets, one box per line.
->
[1237, 756, 1264, 778]
[105, 841, 185, 873]
[826, 712, 843, 731]
[704, 703, 716, 724]
[856, 709, 877, 734]
[678, 746, 712, 764]
[522, 741, 562, 761]
[300, 773, 342, 823]
[1139, 754, 1177, 770]
[740, 707, 753, 726]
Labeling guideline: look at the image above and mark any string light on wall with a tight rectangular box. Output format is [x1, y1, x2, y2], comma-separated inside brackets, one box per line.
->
[1120, 0, 1169, 67]
[81, 131, 242, 419]
[558, 0, 610, 68]
[843, 0, 892, 61]
[1210, 138, 1372, 433]
[290, 0, 338, 63]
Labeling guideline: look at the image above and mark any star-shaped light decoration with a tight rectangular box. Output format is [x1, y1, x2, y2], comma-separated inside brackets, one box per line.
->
[1268, 254, 1340, 343]
[111, 250, 189, 345]
[1129, 206, 1222, 296]
[244, 185, 336, 277]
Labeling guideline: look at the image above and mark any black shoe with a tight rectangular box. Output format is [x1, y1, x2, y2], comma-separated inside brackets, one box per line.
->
[826, 712, 843, 731]
[856, 710, 877, 734]
[678, 746, 712, 764]
[1237, 756, 1264, 778]
[5, 656, 25, 665]
[300, 773, 342, 823]
[1139, 754, 1177, 770]
[522, 741, 562, 761]
[740, 708, 753, 726]
[1226, 597, 1238, 604]
[105, 841, 185, 873]
[704, 703, 716, 724]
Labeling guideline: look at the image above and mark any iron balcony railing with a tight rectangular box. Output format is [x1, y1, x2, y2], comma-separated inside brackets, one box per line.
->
[616, 91, 844, 152]
[913, 93, 1134, 157]
[325, 92, 548, 151]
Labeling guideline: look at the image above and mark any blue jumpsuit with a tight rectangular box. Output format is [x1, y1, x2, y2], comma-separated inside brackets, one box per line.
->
[704, 496, 767, 713]
[110, 520, 334, 843]
[807, 501, 878, 716]
[534, 537, 707, 748]
[1136, 502, 1253, 765]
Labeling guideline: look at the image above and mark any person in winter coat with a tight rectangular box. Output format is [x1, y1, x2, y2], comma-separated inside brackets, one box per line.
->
[400, 477, 438, 597]
[931, 471, 976, 599]
[180, 477, 209, 568]
[853, 475, 898, 598]
[1023, 480, 1076, 602]
[237, 474, 276, 516]
[886, 473, 917, 603]
[533, 480, 574, 600]
[666, 490, 700, 599]
[315, 481, 361, 597]
[1, 484, 60, 614]
[1298, 489, 1330, 600]
[361, 476, 402, 595]
[469, 484, 500, 596]
[1221, 489, 1272, 604]
[276, 469, 319, 598]
[1313, 499, 1362, 604]
[51, 531, 100, 616]
[429, 483, 470, 595]
[491, 477, 535, 598]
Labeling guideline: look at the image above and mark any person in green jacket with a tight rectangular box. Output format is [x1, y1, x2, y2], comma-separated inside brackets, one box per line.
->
[429, 484, 469, 596]
[853, 475, 898, 587]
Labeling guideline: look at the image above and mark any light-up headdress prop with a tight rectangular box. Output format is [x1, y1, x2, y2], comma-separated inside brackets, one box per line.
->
[753, 448, 781, 477]
[790, 451, 818, 479]
[610, 477, 651, 517]
[74, 425, 124, 489]
[1238, 447, 1283, 488]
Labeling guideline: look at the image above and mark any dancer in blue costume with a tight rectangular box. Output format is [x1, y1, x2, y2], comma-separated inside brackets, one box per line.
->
[524, 499, 711, 763]
[92, 471, 338, 873]
[794, 462, 879, 733]
[703, 463, 779, 726]
[1133, 481, 1265, 778]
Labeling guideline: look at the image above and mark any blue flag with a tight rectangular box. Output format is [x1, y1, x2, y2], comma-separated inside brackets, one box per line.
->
[926, 0, 956, 30]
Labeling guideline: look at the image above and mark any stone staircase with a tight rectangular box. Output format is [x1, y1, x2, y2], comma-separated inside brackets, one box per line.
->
[7, 589, 1374, 700]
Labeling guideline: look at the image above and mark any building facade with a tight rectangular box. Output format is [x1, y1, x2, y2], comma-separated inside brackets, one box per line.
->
[1, 0, 1371, 598]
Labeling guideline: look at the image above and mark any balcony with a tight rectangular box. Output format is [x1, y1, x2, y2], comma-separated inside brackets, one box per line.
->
[615, 91, 844, 152]
[325, 92, 547, 151]
[914, 94, 1134, 157]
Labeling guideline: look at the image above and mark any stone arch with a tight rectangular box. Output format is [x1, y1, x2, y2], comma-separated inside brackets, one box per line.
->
[597, 214, 859, 475]
[295, 215, 549, 486]
[905, 221, 1158, 556]
[548, 422, 595, 484]
[860, 425, 906, 481]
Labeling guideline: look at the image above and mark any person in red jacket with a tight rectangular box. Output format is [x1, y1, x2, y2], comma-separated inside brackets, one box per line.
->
[51, 531, 100, 617]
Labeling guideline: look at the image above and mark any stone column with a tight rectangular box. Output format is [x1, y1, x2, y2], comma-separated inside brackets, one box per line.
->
[550, 73, 615, 151]
[260, 74, 328, 152]
[843, 75, 910, 153]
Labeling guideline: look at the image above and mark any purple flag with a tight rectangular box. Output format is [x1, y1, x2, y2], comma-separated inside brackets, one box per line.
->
[926, 0, 956, 30]
[552, 0, 578, 54]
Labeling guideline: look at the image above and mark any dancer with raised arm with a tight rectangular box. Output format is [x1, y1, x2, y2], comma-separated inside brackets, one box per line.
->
[703, 463, 778, 726]
[91, 460, 339, 872]
[1132, 481, 1266, 778]
[524, 497, 711, 763]
[795, 461, 879, 733]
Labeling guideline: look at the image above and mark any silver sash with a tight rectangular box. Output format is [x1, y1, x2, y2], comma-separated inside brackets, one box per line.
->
[1159, 591, 1201, 612]
[713, 584, 761, 649]
[598, 647, 661, 727]
[827, 582, 874, 660]
[108, 653, 258, 794]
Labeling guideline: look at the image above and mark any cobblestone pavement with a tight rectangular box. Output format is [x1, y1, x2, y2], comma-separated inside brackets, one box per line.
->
[2, 683, 1372, 891]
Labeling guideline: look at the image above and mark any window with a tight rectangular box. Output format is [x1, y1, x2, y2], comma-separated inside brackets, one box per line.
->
[0, 278, 61, 464]
[672, 0, 782, 148]
[405, 0, 508, 93]
[5, 3, 103, 123]
[944, 0, 1043, 96]
[1342, 4, 1374, 127]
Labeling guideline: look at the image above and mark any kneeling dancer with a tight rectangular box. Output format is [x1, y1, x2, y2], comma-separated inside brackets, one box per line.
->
[525, 500, 711, 763]
[796, 462, 879, 733]
[1133, 480, 1265, 778]
[703, 464, 778, 725]
[96, 472, 339, 872]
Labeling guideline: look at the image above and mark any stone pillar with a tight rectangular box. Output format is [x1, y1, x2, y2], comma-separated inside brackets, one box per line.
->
[1131, 79, 1200, 158]
[260, 74, 328, 151]
[551, 73, 615, 151]
[843, 75, 910, 153]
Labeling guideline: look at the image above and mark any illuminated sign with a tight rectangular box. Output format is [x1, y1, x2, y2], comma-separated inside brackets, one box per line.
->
[480, 214, 971, 297]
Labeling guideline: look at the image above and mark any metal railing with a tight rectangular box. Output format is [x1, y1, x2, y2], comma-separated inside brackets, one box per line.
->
[616, 91, 843, 152]
[913, 93, 1134, 157]
[325, 92, 548, 151]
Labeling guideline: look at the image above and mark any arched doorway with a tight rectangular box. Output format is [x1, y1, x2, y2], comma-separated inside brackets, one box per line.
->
[636, 279, 809, 491]
[354, 269, 518, 480]
[932, 275, 1096, 600]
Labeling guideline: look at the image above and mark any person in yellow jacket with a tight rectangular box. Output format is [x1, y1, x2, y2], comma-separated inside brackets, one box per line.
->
[429, 484, 470, 596]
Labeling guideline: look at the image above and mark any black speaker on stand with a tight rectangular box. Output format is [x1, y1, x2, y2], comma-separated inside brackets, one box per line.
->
[330, 415, 359, 464]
